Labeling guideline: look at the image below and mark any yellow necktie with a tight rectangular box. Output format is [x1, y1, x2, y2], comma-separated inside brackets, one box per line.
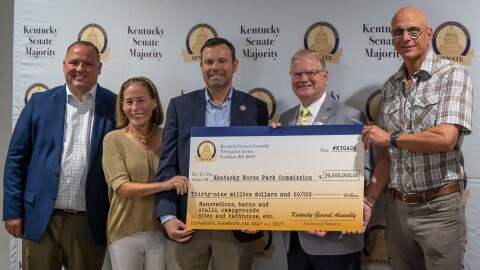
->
[300, 108, 309, 125]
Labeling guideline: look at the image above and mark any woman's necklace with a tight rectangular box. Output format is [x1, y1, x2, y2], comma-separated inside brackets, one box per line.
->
[128, 125, 155, 144]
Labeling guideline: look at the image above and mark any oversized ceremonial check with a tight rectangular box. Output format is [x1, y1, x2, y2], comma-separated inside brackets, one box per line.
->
[186, 125, 364, 231]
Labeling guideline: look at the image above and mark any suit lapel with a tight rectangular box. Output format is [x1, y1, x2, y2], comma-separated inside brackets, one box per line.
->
[88, 86, 107, 170]
[230, 89, 245, 125]
[288, 106, 300, 126]
[190, 89, 206, 127]
[314, 95, 334, 124]
[53, 87, 66, 156]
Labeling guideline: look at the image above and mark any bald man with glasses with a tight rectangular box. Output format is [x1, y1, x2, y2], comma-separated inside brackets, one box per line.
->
[362, 6, 472, 270]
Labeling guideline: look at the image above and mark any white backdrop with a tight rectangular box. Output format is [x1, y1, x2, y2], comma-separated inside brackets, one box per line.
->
[11, 0, 479, 269]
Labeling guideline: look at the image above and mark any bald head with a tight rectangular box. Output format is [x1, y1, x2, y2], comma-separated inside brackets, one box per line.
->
[390, 6, 432, 71]
[391, 6, 429, 28]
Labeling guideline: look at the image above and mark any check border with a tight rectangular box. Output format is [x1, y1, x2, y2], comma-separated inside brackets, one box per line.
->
[187, 125, 364, 231]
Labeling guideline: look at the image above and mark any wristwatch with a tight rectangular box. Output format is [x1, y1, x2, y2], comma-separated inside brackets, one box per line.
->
[390, 131, 401, 148]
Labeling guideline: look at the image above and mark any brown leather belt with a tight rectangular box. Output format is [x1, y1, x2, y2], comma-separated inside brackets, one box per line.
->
[389, 181, 462, 204]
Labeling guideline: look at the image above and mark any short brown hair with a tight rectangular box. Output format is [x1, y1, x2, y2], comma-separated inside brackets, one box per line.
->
[200, 37, 236, 62]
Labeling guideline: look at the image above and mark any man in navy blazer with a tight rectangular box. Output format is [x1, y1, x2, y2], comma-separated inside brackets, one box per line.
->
[3, 41, 116, 270]
[156, 37, 268, 270]
[279, 49, 371, 270]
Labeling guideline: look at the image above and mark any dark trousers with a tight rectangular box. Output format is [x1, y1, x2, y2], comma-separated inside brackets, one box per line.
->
[287, 231, 361, 270]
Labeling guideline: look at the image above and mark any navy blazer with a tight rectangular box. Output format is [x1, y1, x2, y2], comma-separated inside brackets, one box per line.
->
[3, 84, 117, 246]
[156, 89, 268, 242]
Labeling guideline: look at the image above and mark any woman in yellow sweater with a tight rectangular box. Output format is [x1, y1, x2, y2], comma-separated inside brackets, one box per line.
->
[102, 77, 188, 270]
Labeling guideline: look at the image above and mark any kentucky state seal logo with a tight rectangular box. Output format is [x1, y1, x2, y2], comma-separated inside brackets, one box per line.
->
[248, 88, 277, 121]
[304, 22, 342, 63]
[361, 224, 391, 267]
[25, 83, 49, 104]
[365, 89, 382, 124]
[195, 140, 217, 162]
[254, 230, 274, 259]
[182, 24, 218, 63]
[78, 23, 110, 61]
[432, 21, 474, 65]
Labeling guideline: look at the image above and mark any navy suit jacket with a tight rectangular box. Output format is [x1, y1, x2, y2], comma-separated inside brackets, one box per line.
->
[156, 89, 268, 242]
[3, 84, 117, 246]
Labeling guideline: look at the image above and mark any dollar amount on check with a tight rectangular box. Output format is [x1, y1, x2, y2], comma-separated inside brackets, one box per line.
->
[186, 125, 365, 231]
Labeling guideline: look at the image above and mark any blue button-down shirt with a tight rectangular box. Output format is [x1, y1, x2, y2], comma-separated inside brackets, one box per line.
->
[205, 88, 232, 127]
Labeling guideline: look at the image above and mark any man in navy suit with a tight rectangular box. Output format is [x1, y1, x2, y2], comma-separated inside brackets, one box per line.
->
[3, 41, 117, 270]
[278, 49, 371, 270]
[156, 37, 268, 270]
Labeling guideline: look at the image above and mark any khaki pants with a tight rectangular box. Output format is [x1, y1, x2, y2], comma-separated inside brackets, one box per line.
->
[22, 210, 106, 270]
[166, 230, 258, 270]
[385, 191, 466, 270]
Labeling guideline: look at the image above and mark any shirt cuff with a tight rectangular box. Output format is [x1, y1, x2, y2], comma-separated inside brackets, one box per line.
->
[160, 215, 176, 224]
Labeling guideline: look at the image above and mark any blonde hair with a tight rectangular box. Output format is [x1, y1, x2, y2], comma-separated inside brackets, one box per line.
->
[290, 49, 326, 70]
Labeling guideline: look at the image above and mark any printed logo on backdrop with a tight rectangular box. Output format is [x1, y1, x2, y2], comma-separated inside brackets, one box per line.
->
[361, 225, 391, 266]
[25, 83, 49, 104]
[254, 230, 274, 258]
[366, 89, 382, 124]
[432, 21, 474, 65]
[329, 91, 340, 101]
[248, 88, 277, 121]
[363, 24, 400, 61]
[24, 25, 57, 58]
[78, 24, 110, 61]
[20, 83, 49, 112]
[128, 25, 164, 61]
[195, 140, 217, 162]
[304, 22, 342, 63]
[182, 24, 218, 63]
[240, 25, 279, 61]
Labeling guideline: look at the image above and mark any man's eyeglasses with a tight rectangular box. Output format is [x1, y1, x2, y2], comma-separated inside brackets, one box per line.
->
[289, 70, 325, 79]
[391, 26, 429, 39]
